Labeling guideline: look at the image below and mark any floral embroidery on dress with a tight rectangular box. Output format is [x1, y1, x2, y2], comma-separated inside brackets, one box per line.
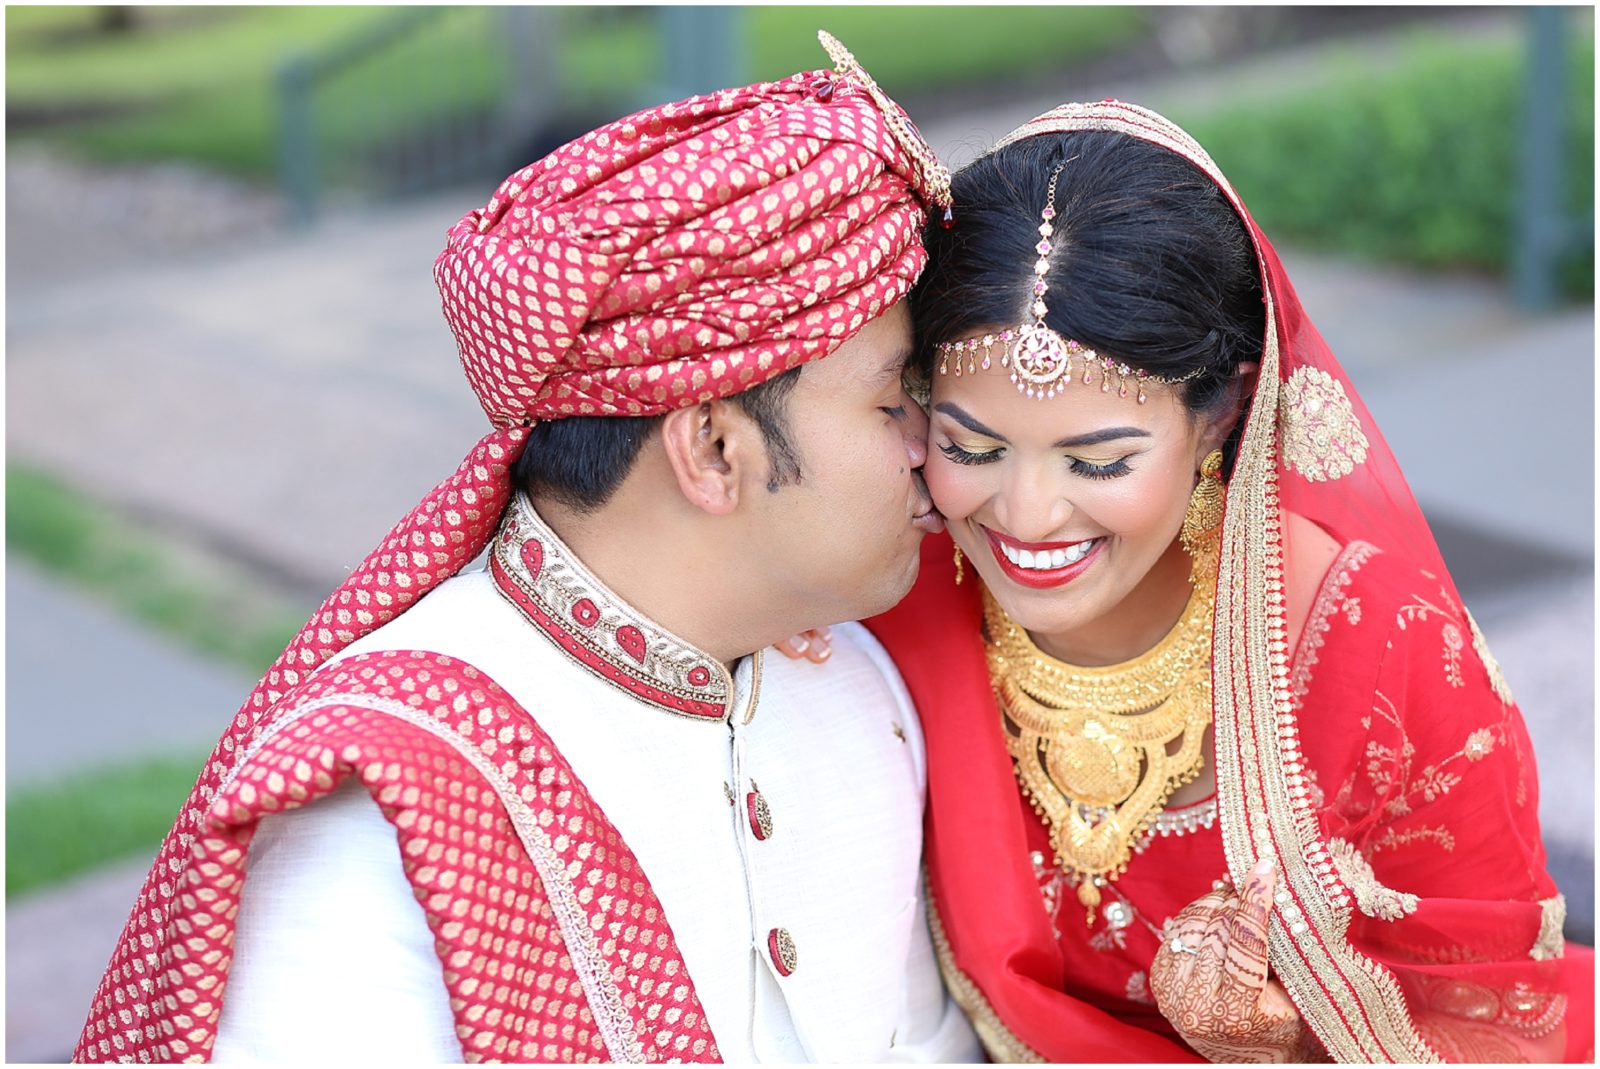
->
[1440, 621, 1465, 688]
[1361, 682, 1510, 854]
[1327, 836, 1419, 921]
[1369, 824, 1456, 854]
[1029, 850, 1172, 950]
[1289, 541, 1379, 712]
[1394, 589, 1467, 690]
[1466, 609, 1516, 705]
[1278, 366, 1370, 482]
[1125, 970, 1154, 1006]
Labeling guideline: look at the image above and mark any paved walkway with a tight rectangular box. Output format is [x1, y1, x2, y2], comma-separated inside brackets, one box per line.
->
[6, 13, 1592, 1061]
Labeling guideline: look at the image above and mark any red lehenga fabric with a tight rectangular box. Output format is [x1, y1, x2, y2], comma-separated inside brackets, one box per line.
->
[867, 100, 1593, 1063]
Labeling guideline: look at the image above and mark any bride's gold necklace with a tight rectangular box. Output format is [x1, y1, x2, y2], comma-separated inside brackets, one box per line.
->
[985, 559, 1216, 928]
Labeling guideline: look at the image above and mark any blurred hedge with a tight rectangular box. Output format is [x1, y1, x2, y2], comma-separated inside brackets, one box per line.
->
[1183, 29, 1594, 297]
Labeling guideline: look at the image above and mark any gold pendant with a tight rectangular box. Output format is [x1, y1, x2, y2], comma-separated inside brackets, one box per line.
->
[1077, 880, 1101, 928]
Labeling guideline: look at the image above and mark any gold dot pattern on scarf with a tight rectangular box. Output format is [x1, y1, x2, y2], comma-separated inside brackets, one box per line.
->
[76, 652, 719, 1063]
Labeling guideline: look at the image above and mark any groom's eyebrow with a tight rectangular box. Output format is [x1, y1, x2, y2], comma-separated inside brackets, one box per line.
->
[869, 345, 914, 387]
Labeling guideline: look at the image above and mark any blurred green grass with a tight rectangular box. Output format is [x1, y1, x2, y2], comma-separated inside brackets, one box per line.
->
[5, 463, 305, 894]
[742, 6, 1147, 87]
[7, 751, 208, 898]
[6, 464, 308, 674]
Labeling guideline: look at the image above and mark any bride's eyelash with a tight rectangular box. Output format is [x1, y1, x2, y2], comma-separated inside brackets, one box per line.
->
[1071, 458, 1132, 480]
[939, 442, 1001, 465]
[940, 442, 1134, 480]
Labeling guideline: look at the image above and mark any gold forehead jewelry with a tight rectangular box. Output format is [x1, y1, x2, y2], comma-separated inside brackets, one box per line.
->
[985, 556, 1216, 927]
[934, 158, 1203, 403]
[817, 31, 953, 222]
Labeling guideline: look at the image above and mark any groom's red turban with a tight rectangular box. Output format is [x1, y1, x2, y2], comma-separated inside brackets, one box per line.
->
[435, 32, 951, 426]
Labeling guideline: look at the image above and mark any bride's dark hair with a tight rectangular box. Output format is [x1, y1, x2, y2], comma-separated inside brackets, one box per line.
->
[912, 130, 1264, 464]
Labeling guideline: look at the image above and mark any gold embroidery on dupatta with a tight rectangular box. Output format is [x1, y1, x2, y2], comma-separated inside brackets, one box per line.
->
[1360, 682, 1506, 847]
[1466, 609, 1516, 705]
[1532, 894, 1567, 961]
[1326, 837, 1419, 921]
[1211, 250, 1438, 1063]
[924, 891, 1045, 1063]
[1278, 366, 1370, 482]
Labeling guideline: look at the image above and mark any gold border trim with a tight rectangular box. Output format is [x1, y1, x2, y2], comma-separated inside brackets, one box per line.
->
[924, 887, 1045, 1063]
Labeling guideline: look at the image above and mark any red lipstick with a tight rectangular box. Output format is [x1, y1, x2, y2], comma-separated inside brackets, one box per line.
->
[982, 526, 1103, 590]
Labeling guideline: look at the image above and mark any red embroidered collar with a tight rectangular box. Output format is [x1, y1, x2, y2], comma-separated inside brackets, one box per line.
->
[490, 493, 756, 721]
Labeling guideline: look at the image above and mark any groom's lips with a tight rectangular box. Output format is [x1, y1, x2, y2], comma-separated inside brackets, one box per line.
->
[911, 471, 945, 534]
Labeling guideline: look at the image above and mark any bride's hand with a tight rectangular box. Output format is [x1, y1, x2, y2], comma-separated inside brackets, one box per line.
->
[772, 626, 833, 663]
[1149, 858, 1320, 1062]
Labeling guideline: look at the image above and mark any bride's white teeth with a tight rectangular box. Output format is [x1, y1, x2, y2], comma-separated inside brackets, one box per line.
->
[998, 537, 1099, 571]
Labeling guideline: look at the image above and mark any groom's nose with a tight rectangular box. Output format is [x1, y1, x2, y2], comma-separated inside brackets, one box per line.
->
[899, 391, 929, 468]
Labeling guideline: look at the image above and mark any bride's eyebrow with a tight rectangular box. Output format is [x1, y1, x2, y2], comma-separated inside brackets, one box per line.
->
[935, 402, 1151, 450]
[1053, 427, 1152, 448]
[934, 402, 1007, 442]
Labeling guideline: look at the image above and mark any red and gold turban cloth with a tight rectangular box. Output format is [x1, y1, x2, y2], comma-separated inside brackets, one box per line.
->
[231, 34, 950, 765]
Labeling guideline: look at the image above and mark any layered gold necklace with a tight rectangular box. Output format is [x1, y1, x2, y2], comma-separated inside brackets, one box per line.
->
[985, 556, 1216, 927]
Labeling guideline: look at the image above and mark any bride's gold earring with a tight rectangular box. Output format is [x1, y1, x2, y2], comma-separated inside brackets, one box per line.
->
[1180, 450, 1226, 581]
[953, 544, 965, 586]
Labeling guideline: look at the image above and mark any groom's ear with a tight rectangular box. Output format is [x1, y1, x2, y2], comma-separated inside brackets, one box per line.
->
[659, 400, 765, 517]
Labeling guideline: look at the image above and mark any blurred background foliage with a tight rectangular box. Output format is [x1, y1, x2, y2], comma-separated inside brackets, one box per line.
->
[6, 5, 1592, 295]
[5, 6, 1145, 176]
[1187, 28, 1595, 294]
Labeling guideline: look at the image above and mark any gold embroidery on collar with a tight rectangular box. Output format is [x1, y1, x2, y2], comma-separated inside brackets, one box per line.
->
[1278, 366, 1370, 482]
[494, 494, 741, 721]
[1327, 837, 1419, 922]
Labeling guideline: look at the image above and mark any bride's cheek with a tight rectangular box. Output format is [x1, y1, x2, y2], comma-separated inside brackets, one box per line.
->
[924, 455, 988, 522]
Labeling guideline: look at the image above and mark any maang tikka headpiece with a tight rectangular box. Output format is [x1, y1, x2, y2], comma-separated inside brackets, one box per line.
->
[934, 159, 1202, 404]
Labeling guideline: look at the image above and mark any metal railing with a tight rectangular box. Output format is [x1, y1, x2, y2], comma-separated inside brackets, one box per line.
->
[276, 6, 744, 226]
[1512, 6, 1594, 310]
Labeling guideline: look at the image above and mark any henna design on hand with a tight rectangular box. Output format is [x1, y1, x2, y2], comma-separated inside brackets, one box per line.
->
[1149, 859, 1320, 1062]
